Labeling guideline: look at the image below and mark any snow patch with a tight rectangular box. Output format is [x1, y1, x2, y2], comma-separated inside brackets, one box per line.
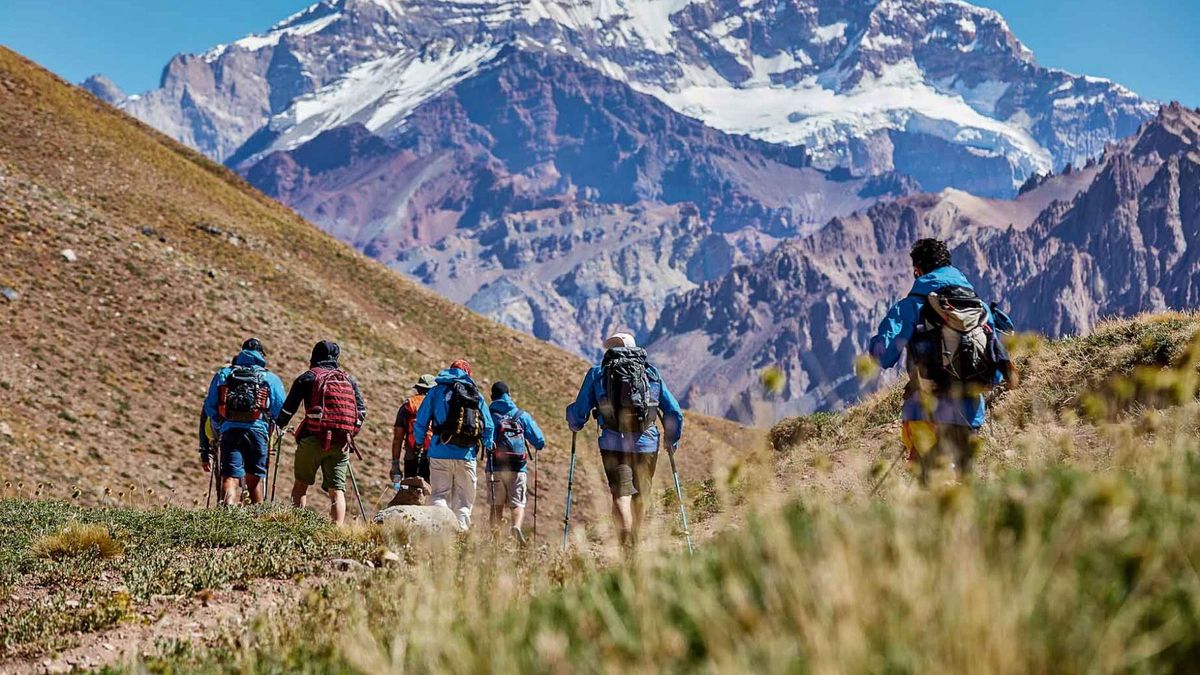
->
[812, 21, 847, 44]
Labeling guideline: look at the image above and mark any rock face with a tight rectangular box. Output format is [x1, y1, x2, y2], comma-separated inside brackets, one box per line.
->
[79, 75, 125, 105]
[648, 104, 1200, 424]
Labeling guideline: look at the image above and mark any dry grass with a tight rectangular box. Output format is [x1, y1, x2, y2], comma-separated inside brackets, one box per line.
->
[29, 522, 122, 561]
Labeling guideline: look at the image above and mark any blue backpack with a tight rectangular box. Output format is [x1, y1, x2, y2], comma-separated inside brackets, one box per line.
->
[492, 411, 528, 471]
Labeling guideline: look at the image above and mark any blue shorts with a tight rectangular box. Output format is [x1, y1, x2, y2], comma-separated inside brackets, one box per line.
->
[219, 428, 270, 479]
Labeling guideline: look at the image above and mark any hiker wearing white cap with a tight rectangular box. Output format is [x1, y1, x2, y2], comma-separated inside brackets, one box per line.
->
[565, 332, 684, 548]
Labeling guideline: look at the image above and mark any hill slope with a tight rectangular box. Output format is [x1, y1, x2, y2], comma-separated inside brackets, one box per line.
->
[0, 47, 752, 530]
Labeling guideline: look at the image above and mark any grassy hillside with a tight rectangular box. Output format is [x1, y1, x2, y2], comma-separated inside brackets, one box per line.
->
[0, 47, 756, 536]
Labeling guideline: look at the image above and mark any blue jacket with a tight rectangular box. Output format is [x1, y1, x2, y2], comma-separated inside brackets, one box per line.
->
[565, 362, 684, 454]
[414, 368, 496, 461]
[487, 394, 546, 473]
[202, 350, 286, 437]
[869, 265, 999, 428]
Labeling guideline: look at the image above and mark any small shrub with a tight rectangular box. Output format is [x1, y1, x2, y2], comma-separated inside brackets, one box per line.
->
[30, 522, 123, 560]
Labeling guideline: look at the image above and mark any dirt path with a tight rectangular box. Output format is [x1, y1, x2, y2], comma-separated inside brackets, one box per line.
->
[2, 579, 303, 675]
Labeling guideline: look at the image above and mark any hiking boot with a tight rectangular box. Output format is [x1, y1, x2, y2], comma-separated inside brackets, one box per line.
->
[511, 526, 527, 545]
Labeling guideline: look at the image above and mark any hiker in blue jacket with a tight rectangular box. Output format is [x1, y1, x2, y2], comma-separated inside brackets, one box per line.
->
[566, 332, 684, 548]
[487, 381, 545, 544]
[868, 238, 1013, 482]
[202, 338, 286, 505]
[414, 359, 495, 532]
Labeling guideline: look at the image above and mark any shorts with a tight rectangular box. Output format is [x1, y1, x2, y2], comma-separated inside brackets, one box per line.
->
[294, 435, 349, 492]
[487, 470, 527, 508]
[601, 451, 658, 499]
[219, 428, 269, 479]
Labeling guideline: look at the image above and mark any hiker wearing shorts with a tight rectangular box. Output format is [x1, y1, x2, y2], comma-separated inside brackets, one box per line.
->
[201, 338, 285, 506]
[487, 381, 545, 544]
[275, 340, 367, 525]
[566, 333, 684, 548]
[868, 238, 1014, 482]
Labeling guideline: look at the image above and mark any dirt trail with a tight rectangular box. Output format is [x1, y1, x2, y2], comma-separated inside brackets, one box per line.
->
[3, 580, 303, 675]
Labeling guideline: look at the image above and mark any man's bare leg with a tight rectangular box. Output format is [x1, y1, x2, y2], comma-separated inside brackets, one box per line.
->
[490, 505, 505, 528]
[328, 489, 346, 525]
[612, 495, 634, 545]
[244, 476, 264, 504]
[512, 505, 526, 531]
[292, 481, 309, 509]
[221, 477, 240, 506]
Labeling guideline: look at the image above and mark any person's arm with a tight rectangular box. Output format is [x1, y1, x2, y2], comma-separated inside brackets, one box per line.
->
[522, 411, 547, 451]
[868, 299, 917, 370]
[565, 369, 598, 432]
[413, 388, 437, 447]
[480, 396, 495, 450]
[266, 373, 286, 422]
[202, 370, 223, 423]
[198, 411, 212, 466]
[658, 377, 684, 450]
[274, 373, 310, 428]
[349, 375, 367, 429]
[392, 407, 408, 462]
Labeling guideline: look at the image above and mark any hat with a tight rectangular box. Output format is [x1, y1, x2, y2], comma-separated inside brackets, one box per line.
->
[415, 374, 436, 391]
[241, 337, 266, 355]
[491, 381, 510, 401]
[603, 332, 637, 350]
[310, 340, 340, 367]
[449, 359, 472, 376]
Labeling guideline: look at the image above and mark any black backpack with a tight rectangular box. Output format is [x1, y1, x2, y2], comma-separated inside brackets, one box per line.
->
[218, 366, 269, 423]
[597, 347, 660, 434]
[436, 380, 485, 448]
[907, 286, 999, 393]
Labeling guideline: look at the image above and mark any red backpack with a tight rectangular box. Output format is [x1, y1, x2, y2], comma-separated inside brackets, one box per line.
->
[302, 367, 360, 450]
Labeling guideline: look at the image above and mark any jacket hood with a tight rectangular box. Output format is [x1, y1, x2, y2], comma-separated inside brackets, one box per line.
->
[435, 368, 474, 385]
[489, 394, 519, 415]
[232, 349, 267, 368]
[910, 265, 974, 297]
[310, 340, 340, 368]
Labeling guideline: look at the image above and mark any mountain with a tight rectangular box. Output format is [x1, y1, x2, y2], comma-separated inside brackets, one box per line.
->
[113, 0, 1153, 197]
[79, 74, 125, 105]
[648, 103, 1200, 424]
[0, 47, 751, 525]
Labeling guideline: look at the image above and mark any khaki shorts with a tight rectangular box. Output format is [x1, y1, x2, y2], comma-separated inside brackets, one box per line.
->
[487, 470, 527, 508]
[294, 435, 349, 492]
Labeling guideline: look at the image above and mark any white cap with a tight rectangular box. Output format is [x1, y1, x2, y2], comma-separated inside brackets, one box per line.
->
[603, 332, 637, 350]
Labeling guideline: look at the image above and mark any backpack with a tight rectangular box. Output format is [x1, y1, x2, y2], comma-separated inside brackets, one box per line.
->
[907, 286, 999, 394]
[435, 380, 484, 448]
[217, 366, 269, 423]
[597, 347, 661, 434]
[402, 394, 431, 454]
[302, 367, 360, 450]
[492, 410, 528, 472]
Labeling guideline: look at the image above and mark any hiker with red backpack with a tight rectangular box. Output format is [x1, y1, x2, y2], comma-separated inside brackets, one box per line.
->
[487, 381, 546, 544]
[391, 374, 435, 484]
[565, 333, 684, 549]
[201, 338, 286, 506]
[274, 340, 367, 525]
[413, 359, 494, 532]
[867, 238, 1015, 483]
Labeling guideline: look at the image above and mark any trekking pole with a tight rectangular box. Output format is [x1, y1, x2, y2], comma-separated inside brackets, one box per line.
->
[487, 447, 498, 529]
[562, 432, 577, 552]
[269, 427, 283, 504]
[666, 445, 695, 556]
[869, 446, 908, 497]
[532, 448, 539, 540]
[347, 438, 368, 522]
[205, 452, 216, 509]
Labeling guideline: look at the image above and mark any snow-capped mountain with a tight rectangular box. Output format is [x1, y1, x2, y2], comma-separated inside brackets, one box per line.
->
[114, 0, 1154, 196]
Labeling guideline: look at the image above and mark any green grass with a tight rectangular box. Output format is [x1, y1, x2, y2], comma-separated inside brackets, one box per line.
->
[0, 502, 382, 657]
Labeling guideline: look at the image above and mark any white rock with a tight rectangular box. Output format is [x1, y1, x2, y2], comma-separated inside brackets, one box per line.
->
[374, 504, 459, 535]
[61, 249, 77, 262]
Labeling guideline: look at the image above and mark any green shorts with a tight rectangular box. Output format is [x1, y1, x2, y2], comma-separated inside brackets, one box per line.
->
[294, 435, 349, 492]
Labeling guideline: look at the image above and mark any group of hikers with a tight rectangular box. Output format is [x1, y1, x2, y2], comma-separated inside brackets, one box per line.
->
[198, 331, 683, 547]
[195, 236, 1011, 546]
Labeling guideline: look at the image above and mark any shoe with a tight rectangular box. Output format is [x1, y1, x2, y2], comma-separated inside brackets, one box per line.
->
[511, 526, 527, 545]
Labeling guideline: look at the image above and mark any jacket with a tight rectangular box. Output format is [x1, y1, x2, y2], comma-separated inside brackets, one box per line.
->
[565, 361, 684, 454]
[868, 265, 1002, 428]
[413, 368, 496, 461]
[202, 349, 286, 437]
[487, 394, 546, 473]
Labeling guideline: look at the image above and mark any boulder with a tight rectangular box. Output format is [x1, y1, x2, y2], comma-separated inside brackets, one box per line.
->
[374, 504, 459, 535]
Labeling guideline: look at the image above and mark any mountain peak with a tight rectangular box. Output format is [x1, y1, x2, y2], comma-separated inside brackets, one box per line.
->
[79, 74, 125, 105]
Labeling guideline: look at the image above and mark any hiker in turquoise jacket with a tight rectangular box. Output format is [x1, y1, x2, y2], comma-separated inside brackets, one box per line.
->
[868, 238, 1012, 481]
[487, 381, 545, 543]
[414, 360, 495, 531]
[201, 338, 285, 505]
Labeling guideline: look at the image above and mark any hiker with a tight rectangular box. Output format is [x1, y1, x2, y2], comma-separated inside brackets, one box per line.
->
[413, 359, 494, 532]
[487, 381, 546, 544]
[201, 338, 286, 505]
[274, 340, 367, 525]
[391, 374, 435, 484]
[566, 333, 683, 548]
[867, 238, 1013, 482]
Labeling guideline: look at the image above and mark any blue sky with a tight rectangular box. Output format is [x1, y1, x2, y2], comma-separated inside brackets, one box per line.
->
[0, 0, 1196, 105]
